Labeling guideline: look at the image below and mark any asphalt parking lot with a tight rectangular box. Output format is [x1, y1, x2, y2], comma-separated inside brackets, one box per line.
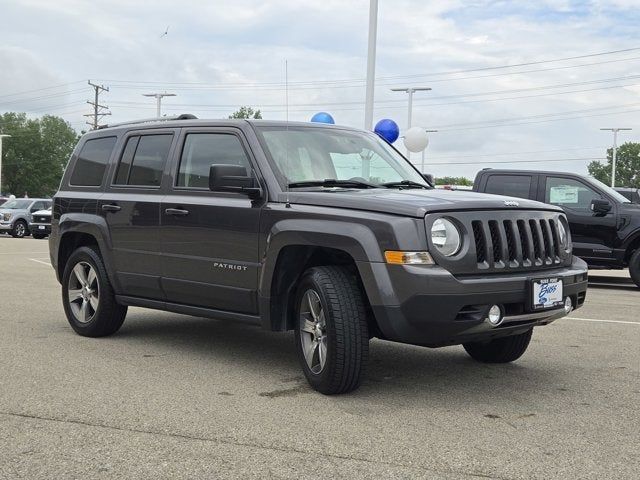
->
[0, 236, 638, 479]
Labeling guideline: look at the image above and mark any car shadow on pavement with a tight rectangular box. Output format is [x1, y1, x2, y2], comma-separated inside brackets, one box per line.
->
[113, 311, 569, 404]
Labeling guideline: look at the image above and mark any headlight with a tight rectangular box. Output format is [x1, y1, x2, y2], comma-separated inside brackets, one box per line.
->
[557, 220, 568, 249]
[431, 218, 461, 257]
[3, 213, 11, 221]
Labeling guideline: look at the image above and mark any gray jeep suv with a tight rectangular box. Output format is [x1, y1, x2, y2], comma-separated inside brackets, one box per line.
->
[49, 116, 588, 394]
[0, 198, 52, 238]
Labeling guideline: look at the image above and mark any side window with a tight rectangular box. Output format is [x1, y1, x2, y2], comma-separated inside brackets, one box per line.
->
[177, 133, 251, 188]
[113, 134, 173, 187]
[30, 201, 43, 212]
[485, 175, 532, 199]
[70, 136, 117, 186]
[545, 177, 601, 211]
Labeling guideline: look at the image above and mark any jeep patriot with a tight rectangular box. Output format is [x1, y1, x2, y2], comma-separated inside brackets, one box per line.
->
[49, 116, 588, 394]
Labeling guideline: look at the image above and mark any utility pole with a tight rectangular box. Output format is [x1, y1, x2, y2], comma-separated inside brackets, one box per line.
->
[363, 0, 378, 130]
[143, 92, 176, 118]
[600, 127, 632, 187]
[84, 80, 111, 130]
[0, 134, 10, 196]
[390, 87, 431, 157]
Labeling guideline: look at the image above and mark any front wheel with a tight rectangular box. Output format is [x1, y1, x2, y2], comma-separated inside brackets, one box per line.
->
[11, 220, 28, 238]
[463, 329, 533, 363]
[62, 246, 127, 337]
[294, 266, 369, 395]
[629, 249, 640, 288]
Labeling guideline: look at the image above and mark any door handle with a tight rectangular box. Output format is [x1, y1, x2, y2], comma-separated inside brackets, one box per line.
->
[165, 208, 189, 216]
[102, 204, 121, 212]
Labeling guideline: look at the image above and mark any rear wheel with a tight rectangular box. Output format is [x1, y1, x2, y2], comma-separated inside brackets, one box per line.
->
[294, 266, 369, 394]
[463, 329, 533, 363]
[62, 246, 127, 337]
[11, 220, 28, 238]
[629, 249, 640, 288]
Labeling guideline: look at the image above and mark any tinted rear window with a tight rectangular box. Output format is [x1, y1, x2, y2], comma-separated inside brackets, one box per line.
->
[114, 134, 173, 187]
[485, 175, 532, 199]
[70, 137, 117, 186]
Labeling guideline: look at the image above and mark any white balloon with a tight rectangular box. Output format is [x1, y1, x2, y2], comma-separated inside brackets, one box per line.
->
[403, 127, 429, 152]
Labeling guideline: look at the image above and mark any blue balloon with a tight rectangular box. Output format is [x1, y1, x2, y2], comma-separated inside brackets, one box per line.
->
[310, 112, 335, 124]
[374, 119, 400, 143]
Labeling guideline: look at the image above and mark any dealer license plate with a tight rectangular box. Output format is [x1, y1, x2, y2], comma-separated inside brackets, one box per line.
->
[38, 225, 45, 230]
[532, 278, 563, 310]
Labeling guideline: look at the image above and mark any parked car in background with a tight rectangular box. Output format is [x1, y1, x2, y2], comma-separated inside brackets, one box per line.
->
[0, 198, 52, 238]
[473, 169, 640, 287]
[615, 187, 640, 204]
[29, 207, 52, 239]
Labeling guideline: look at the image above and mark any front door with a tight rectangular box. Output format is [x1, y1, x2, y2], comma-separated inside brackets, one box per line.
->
[542, 175, 617, 260]
[99, 130, 176, 299]
[160, 128, 262, 314]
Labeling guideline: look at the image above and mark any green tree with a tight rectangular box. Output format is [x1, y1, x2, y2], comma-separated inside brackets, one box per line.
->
[228, 106, 262, 119]
[435, 176, 473, 186]
[0, 112, 79, 197]
[588, 142, 640, 187]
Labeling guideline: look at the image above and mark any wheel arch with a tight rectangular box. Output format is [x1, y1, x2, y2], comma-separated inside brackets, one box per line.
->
[623, 229, 640, 263]
[56, 214, 119, 291]
[259, 220, 384, 333]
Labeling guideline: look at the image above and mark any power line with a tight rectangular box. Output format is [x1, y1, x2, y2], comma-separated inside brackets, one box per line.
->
[428, 157, 606, 166]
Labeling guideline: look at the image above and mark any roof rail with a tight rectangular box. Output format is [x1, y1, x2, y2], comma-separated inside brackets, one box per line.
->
[97, 113, 198, 129]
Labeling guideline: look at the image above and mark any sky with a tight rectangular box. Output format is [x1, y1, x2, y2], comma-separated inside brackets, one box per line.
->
[1, 0, 640, 179]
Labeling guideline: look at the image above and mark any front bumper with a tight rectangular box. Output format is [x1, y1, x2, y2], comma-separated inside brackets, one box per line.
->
[0, 222, 12, 231]
[29, 223, 51, 235]
[365, 256, 588, 347]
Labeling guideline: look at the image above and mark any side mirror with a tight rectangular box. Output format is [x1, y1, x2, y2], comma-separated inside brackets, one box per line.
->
[421, 173, 434, 187]
[209, 164, 262, 199]
[590, 198, 612, 215]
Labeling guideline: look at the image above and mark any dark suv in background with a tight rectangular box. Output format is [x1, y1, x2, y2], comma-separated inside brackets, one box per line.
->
[474, 169, 640, 287]
[49, 117, 588, 394]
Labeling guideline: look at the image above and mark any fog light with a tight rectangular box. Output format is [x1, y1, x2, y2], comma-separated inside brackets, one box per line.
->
[486, 305, 503, 326]
[564, 297, 573, 314]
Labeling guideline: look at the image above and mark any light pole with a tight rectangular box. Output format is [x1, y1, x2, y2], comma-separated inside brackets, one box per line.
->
[600, 127, 632, 187]
[391, 87, 431, 157]
[363, 0, 378, 130]
[0, 134, 10, 196]
[143, 92, 176, 118]
[420, 130, 438, 173]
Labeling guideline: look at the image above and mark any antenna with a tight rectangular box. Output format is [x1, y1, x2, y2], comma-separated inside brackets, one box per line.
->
[285, 59, 291, 208]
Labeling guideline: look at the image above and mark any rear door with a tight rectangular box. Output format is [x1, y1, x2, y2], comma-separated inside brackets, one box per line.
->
[99, 129, 177, 299]
[480, 173, 538, 200]
[160, 127, 262, 313]
[540, 174, 617, 260]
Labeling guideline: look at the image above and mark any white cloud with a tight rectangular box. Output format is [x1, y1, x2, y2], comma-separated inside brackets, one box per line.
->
[1, 0, 639, 178]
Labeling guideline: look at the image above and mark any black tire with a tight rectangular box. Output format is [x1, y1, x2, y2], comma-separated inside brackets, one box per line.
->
[61, 246, 127, 337]
[294, 266, 369, 395]
[629, 249, 640, 288]
[11, 220, 28, 238]
[463, 328, 533, 363]
[32, 233, 47, 239]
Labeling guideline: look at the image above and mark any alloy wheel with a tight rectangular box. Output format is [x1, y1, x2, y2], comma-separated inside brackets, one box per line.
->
[67, 261, 100, 323]
[299, 289, 327, 374]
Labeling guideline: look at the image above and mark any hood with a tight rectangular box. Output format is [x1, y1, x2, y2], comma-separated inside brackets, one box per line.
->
[282, 188, 560, 217]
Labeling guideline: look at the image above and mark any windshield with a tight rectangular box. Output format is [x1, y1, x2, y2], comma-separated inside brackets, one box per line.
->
[255, 126, 429, 189]
[588, 177, 631, 203]
[1, 199, 31, 209]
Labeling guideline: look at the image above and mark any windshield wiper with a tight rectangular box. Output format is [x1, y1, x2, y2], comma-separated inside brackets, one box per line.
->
[381, 180, 430, 189]
[288, 179, 379, 189]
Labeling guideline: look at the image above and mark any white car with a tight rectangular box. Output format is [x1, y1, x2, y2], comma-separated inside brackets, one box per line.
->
[28, 208, 52, 239]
